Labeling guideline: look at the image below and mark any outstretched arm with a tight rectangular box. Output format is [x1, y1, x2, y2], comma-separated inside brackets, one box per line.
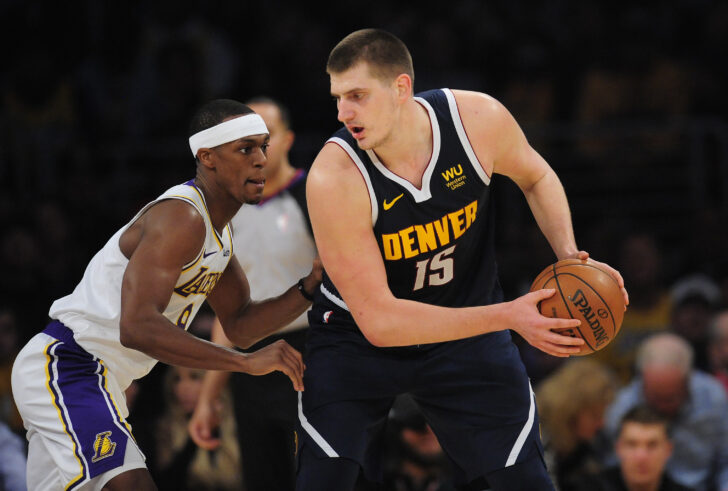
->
[307, 142, 584, 355]
[206, 256, 321, 349]
[119, 199, 305, 389]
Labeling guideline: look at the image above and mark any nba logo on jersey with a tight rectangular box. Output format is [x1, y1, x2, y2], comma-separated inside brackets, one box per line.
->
[91, 431, 117, 463]
[323, 311, 333, 323]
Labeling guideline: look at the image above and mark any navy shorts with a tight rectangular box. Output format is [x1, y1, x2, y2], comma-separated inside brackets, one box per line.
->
[297, 324, 544, 485]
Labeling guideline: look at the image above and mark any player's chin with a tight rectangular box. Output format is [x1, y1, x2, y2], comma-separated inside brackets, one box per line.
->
[244, 194, 263, 205]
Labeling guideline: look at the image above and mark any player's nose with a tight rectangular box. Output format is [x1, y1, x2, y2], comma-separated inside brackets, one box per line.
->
[337, 101, 354, 123]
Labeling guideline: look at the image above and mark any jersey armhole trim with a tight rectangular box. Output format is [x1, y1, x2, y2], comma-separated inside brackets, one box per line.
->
[327, 138, 379, 226]
[442, 88, 491, 185]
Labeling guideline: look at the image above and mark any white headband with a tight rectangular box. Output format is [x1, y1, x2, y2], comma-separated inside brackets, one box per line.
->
[189, 113, 269, 157]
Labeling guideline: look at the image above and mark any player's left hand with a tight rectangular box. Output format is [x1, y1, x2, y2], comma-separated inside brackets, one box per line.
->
[570, 251, 629, 308]
[241, 339, 306, 391]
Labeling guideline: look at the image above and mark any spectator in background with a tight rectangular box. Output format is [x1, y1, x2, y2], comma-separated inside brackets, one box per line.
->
[379, 394, 455, 491]
[669, 273, 721, 372]
[579, 405, 689, 491]
[0, 419, 26, 491]
[709, 310, 728, 394]
[139, 365, 242, 491]
[0, 309, 22, 433]
[537, 359, 618, 491]
[594, 233, 672, 384]
[604, 333, 728, 491]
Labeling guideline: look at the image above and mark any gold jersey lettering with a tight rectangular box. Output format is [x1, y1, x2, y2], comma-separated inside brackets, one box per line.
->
[448, 208, 466, 239]
[399, 226, 418, 259]
[464, 201, 477, 227]
[441, 164, 463, 181]
[414, 223, 437, 254]
[381, 200, 478, 261]
[174, 267, 223, 297]
[382, 233, 402, 260]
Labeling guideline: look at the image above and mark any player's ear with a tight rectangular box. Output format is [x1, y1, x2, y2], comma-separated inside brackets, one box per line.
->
[196, 148, 216, 169]
[394, 73, 412, 102]
[284, 130, 295, 152]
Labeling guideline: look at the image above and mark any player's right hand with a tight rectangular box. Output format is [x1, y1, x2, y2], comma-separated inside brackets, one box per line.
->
[188, 397, 222, 450]
[508, 288, 584, 358]
[241, 339, 305, 391]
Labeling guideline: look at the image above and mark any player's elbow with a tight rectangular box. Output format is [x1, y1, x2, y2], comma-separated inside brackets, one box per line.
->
[119, 316, 146, 350]
[350, 297, 401, 347]
[230, 334, 256, 350]
[356, 316, 396, 348]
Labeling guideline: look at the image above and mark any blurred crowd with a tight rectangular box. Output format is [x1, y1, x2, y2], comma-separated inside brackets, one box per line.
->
[1, 1, 728, 490]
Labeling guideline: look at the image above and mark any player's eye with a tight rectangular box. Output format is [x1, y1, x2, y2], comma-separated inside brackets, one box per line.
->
[240, 146, 252, 155]
[261, 143, 270, 155]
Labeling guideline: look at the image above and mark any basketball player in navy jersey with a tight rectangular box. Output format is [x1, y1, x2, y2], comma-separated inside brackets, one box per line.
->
[297, 29, 629, 490]
[11, 99, 320, 491]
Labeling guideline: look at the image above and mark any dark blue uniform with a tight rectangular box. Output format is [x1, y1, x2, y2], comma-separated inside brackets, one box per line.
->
[298, 89, 551, 490]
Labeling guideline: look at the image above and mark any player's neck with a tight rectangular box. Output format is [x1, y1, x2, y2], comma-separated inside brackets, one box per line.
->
[263, 160, 297, 198]
[193, 175, 239, 234]
[373, 100, 432, 186]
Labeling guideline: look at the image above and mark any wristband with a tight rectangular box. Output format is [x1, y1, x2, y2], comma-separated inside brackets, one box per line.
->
[297, 278, 315, 302]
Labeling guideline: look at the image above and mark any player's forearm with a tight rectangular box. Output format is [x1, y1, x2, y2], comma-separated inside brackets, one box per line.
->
[224, 283, 312, 348]
[352, 296, 512, 347]
[120, 315, 248, 371]
[522, 169, 578, 259]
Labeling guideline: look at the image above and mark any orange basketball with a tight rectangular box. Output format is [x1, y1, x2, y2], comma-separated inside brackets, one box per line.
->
[529, 259, 625, 355]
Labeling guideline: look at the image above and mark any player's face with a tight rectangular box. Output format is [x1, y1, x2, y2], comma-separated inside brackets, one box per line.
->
[210, 118, 270, 205]
[616, 422, 672, 488]
[248, 103, 293, 180]
[330, 62, 400, 150]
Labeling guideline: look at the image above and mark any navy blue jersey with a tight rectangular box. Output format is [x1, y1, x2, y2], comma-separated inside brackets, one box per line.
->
[315, 88, 503, 334]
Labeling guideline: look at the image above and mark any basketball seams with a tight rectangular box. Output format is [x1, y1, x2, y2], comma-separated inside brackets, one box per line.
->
[556, 272, 617, 337]
[551, 261, 620, 287]
[530, 259, 624, 355]
[553, 273, 595, 352]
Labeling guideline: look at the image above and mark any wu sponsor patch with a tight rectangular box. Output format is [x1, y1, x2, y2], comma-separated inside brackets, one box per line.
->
[442, 164, 466, 190]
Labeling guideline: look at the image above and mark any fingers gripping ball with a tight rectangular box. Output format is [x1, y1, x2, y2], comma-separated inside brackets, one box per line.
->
[530, 259, 625, 355]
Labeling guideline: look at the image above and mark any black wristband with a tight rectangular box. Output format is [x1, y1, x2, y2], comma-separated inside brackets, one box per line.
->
[297, 278, 315, 302]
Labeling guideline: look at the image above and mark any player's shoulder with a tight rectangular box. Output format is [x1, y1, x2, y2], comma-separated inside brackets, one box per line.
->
[307, 138, 372, 211]
[450, 89, 508, 119]
[310, 134, 362, 182]
[141, 196, 206, 236]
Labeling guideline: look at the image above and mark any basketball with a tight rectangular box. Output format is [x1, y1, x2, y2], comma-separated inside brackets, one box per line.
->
[529, 259, 625, 355]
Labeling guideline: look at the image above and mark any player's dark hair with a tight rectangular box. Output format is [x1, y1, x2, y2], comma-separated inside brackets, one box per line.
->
[327, 28, 414, 83]
[618, 405, 672, 438]
[245, 96, 292, 129]
[188, 99, 254, 137]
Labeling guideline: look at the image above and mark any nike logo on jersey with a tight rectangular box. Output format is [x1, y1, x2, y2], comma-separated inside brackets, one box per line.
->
[383, 193, 404, 211]
[202, 250, 217, 258]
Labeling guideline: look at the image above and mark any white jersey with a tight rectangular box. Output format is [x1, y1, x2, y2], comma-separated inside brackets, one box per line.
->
[232, 170, 316, 333]
[49, 182, 233, 391]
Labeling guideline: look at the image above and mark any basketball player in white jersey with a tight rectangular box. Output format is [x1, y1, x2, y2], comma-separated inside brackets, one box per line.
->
[11, 99, 321, 491]
[189, 97, 316, 490]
